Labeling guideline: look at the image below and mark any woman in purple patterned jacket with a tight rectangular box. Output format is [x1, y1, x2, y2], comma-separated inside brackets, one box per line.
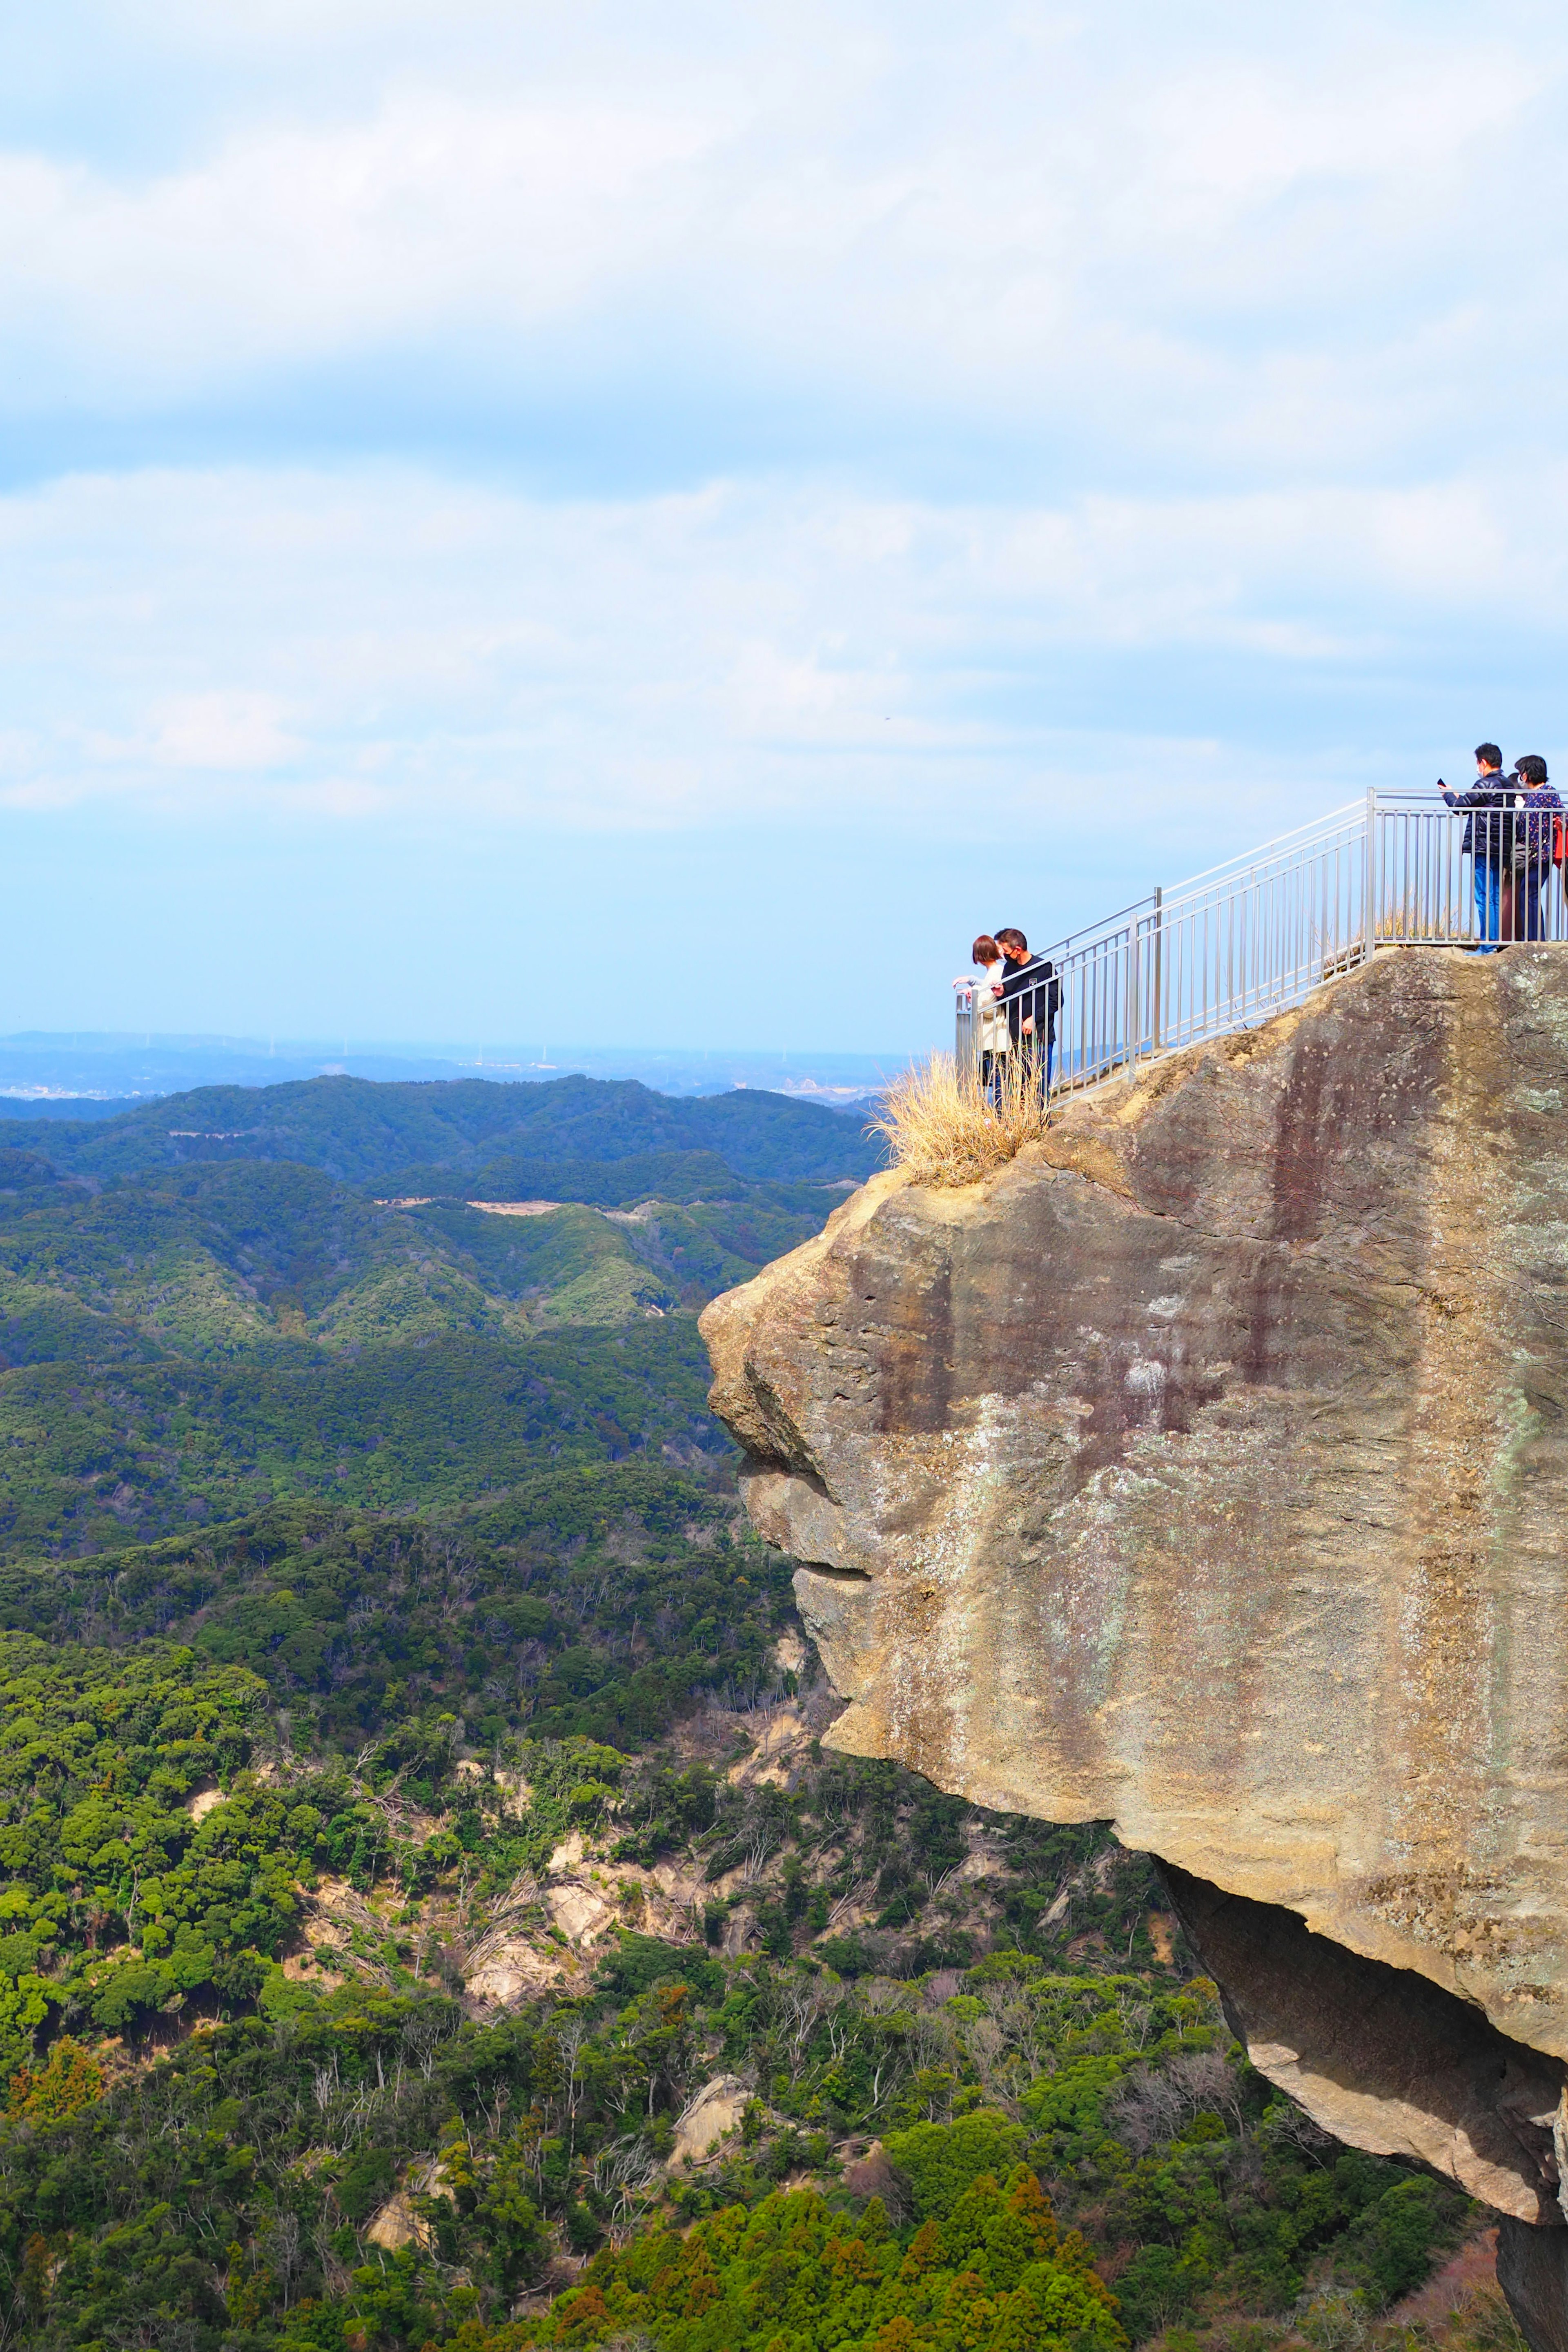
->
[1504, 755, 1562, 943]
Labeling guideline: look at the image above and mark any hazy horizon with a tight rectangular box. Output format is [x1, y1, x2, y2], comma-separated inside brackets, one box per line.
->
[0, 1029, 909, 1105]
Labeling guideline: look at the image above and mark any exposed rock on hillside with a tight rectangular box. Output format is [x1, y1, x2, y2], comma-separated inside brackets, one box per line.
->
[669, 2074, 749, 2167]
[701, 949, 1568, 2321]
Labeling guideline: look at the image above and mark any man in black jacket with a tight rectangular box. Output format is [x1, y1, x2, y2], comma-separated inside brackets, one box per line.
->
[1440, 743, 1516, 952]
[996, 927, 1060, 1096]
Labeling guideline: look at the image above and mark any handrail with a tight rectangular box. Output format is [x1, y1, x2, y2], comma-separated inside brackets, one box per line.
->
[957, 786, 1568, 1100]
[1054, 800, 1368, 950]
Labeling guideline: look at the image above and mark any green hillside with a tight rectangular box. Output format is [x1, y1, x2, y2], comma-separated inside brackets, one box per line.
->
[0, 1470, 788, 1754]
[0, 1147, 847, 1557]
[0, 1505, 1472, 2352]
[0, 1152, 835, 1360]
[0, 1328, 726, 1557]
[0, 1077, 1487, 2352]
[0, 1073, 884, 1186]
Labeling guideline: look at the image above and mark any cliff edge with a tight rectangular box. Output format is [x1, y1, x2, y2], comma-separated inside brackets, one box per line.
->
[700, 947, 1568, 2339]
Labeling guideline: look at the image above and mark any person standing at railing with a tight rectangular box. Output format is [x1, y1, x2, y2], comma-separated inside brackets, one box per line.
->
[1439, 744, 1515, 953]
[996, 927, 1061, 1096]
[1505, 755, 1561, 942]
[959, 934, 1011, 1105]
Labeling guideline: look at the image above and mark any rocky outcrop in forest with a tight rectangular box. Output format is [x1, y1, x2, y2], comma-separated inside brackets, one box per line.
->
[702, 947, 1568, 2352]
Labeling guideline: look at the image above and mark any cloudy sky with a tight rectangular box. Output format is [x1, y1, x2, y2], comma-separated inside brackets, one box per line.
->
[2, 0, 1563, 1052]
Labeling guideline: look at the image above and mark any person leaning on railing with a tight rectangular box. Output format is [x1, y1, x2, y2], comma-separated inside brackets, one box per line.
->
[962, 933, 1011, 1105]
[1506, 755, 1562, 943]
[1438, 742, 1515, 954]
[996, 927, 1061, 1095]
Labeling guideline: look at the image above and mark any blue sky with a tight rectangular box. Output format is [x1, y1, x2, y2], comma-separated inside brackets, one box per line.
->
[3, 0, 1565, 1054]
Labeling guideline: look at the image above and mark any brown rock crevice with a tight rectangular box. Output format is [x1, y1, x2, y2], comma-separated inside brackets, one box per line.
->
[1160, 1860, 1565, 2223]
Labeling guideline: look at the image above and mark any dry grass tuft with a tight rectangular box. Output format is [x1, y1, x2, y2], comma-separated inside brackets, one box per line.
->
[868, 1051, 1052, 1188]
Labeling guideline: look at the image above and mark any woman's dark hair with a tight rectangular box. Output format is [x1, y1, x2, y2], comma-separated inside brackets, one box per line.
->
[1517, 753, 1549, 786]
[971, 934, 1000, 964]
[1475, 742, 1503, 768]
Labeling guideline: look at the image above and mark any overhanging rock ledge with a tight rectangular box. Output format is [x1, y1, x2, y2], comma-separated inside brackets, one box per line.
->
[699, 948, 1568, 2334]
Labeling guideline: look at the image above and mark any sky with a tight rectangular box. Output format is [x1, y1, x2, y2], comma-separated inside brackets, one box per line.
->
[3, 0, 1566, 1056]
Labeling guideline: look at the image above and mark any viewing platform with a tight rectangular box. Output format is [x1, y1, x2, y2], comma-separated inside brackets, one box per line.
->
[955, 787, 1567, 1098]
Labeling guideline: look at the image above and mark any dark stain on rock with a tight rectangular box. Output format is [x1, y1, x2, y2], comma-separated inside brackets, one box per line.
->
[1243, 985, 1445, 1382]
[1242, 1242, 1298, 1388]
[1269, 1033, 1336, 1245]
[856, 1236, 956, 1435]
[1267, 1003, 1439, 1246]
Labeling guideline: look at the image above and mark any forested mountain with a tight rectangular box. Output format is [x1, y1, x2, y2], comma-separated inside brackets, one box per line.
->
[0, 1146, 840, 1557]
[0, 1078, 1495, 2352]
[0, 1072, 883, 1187]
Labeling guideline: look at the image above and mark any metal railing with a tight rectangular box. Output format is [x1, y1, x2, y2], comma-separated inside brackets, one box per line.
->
[955, 787, 1568, 1099]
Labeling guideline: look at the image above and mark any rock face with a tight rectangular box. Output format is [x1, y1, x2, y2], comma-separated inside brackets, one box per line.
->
[668, 2075, 749, 2167]
[701, 951, 1568, 2294]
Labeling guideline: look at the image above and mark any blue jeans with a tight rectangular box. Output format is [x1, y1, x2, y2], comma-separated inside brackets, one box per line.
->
[1023, 1036, 1055, 1097]
[1473, 860, 1502, 951]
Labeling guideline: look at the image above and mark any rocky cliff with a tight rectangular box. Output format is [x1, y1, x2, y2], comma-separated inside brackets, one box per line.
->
[701, 947, 1568, 2345]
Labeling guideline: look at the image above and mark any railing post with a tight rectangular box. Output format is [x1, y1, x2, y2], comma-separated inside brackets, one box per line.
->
[1151, 885, 1163, 1051]
[1126, 917, 1141, 1075]
[1363, 787, 1378, 961]
[954, 984, 974, 1078]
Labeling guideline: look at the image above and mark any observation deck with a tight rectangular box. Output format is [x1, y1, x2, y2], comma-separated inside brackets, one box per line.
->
[955, 788, 1563, 1097]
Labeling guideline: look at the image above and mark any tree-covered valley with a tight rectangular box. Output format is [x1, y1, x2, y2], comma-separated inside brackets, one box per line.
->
[0, 1078, 1507, 2352]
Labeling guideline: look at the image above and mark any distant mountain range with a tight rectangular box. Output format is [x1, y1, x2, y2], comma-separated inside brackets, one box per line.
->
[0, 1030, 903, 1107]
[0, 1070, 884, 1187]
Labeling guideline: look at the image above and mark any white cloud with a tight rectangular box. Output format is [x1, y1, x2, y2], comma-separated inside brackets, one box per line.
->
[0, 93, 724, 401]
[148, 690, 303, 770]
[3, 1, 1566, 885]
[2, 457, 1564, 837]
[0, 1, 1557, 479]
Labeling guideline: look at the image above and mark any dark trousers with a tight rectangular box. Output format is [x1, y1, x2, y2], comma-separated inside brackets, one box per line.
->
[982, 1040, 1054, 1102]
[1501, 867, 1549, 941]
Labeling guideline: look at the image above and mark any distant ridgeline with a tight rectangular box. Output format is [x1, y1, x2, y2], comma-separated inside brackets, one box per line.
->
[0, 1075, 880, 1560]
[0, 1070, 880, 1187]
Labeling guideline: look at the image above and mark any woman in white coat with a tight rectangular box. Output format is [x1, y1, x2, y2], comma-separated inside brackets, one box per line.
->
[967, 933, 1009, 1106]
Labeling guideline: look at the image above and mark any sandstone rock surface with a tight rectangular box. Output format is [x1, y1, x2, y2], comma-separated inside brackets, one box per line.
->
[668, 2074, 749, 2167]
[701, 949, 1568, 2231]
